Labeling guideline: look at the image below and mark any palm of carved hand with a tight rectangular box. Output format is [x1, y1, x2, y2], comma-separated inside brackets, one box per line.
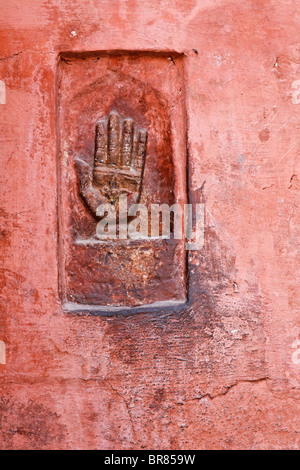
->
[75, 111, 147, 216]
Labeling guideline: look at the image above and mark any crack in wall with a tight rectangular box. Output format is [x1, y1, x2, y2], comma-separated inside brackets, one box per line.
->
[177, 377, 270, 405]
[104, 379, 136, 441]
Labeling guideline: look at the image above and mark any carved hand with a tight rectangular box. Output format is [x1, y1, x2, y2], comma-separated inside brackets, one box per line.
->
[75, 111, 148, 216]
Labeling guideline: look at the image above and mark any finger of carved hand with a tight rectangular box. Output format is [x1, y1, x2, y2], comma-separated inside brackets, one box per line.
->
[134, 130, 148, 169]
[82, 186, 105, 215]
[107, 111, 120, 165]
[95, 119, 107, 165]
[75, 158, 104, 215]
[121, 118, 134, 167]
[75, 157, 93, 188]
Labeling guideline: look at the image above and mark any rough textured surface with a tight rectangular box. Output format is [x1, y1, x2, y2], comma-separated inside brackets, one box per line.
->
[0, 0, 299, 450]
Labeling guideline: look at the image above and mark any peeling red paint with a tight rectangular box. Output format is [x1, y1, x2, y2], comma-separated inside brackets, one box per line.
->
[0, 0, 299, 450]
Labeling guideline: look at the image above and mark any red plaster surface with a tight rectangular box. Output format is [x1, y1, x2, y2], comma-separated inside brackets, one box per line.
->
[0, 0, 299, 449]
[58, 53, 187, 307]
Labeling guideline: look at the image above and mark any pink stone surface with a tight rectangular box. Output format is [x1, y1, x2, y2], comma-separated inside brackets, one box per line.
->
[0, 0, 299, 449]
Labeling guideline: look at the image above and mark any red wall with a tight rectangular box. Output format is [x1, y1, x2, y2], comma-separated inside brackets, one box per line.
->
[0, 0, 299, 449]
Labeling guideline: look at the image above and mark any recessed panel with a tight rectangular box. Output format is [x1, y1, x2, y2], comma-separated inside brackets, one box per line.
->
[58, 52, 187, 308]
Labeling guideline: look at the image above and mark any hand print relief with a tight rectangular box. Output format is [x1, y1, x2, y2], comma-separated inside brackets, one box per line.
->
[75, 111, 147, 214]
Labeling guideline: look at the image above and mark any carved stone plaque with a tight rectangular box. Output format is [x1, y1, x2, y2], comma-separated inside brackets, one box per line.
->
[58, 52, 187, 310]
